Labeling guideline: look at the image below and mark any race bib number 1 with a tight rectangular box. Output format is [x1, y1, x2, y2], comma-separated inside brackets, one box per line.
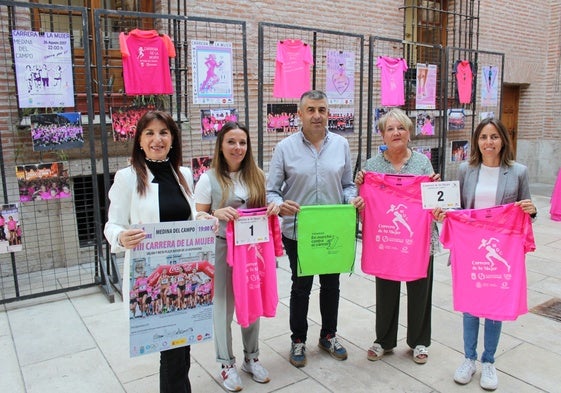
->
[233, 214, 269, 245]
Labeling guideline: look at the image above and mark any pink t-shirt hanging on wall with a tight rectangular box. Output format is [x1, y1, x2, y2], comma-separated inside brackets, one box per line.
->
[273, 39, 314, 99]
[441, 203, 535, 321]
[454, 60, 473, 104]
[376, 56, 408, 106]
[119, 29, 176, 95]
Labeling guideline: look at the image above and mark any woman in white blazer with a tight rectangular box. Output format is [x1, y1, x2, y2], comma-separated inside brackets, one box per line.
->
[104, 111, 195, 393]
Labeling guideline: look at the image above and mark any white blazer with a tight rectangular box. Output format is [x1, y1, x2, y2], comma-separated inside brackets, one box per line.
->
[104, 165, 196, 253]
[103, 164, 195, 308]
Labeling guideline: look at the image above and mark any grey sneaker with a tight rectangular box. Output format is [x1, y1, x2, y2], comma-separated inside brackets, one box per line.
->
[220, 365, 243, 392]
[241, 358, 270, 383]
[289, 341, 306, 367]
[480, 362, 498, 391]
[454, 358, 476, 384]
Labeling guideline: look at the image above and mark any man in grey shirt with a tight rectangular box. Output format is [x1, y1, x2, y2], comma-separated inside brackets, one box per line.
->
[267, 90, 364, 368]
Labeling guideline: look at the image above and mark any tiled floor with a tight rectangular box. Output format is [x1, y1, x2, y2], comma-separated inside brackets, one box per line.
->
[1, 186, 560, 392]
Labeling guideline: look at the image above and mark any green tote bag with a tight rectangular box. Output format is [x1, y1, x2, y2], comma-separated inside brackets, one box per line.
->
[296, 204, 357, 276]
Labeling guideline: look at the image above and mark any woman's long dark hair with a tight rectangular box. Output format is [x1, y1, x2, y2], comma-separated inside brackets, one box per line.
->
[469, 117, 514, 167]
[130, 111, 191, 196]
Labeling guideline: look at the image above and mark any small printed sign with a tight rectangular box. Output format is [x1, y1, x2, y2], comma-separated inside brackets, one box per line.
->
[421, 180, 461, 209]
[234, 214, 269, 245]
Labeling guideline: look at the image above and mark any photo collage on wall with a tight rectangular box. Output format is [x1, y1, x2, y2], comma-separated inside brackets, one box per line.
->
[266, 103, 299, 133]
[30, 112, 84, 151]
[16, 161, 71, 203]
[200, 108, 238, 139]
[0, 204, 22, 254]
[451, 140, 469, 162]
[192, 156, 212, 184]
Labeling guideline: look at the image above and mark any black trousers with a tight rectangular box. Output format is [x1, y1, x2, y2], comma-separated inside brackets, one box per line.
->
[283, 235, 341, 343]
[160, 345, 191, 393]
[374, 256, 433, 350]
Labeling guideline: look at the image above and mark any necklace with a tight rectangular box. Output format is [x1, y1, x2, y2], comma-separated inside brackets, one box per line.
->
[145, 157, 169, 163]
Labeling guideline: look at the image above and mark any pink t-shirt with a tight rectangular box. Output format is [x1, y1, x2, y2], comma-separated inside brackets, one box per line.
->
[550, 168, 561, 221]
[273, 40, 313, 98]
[360, 172, 433, 281]
[440, 203, 535, 321]
[226, 208, 283, 328]
[454, 60, 473, 104]
[119, 29, 176, 95]
[376, 56, 408, 106]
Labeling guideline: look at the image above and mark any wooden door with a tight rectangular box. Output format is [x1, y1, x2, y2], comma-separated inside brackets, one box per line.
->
[501, 85, 520, 158]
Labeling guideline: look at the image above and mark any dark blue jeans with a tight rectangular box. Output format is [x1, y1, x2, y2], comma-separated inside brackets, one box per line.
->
[283, 235, 340, 343]
[160, 345, 191, 393]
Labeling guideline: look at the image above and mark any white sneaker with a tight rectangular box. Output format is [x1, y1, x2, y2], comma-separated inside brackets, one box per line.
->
[454, 358, 476, 385]
[241, 358, 270, 383]
[220, 365, 243, 392]
[480, 362, 498, 391]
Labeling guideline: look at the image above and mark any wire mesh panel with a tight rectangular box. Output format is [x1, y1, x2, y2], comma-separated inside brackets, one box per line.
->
[92, 10, 248, 188]
[258, 23, 365, 175]
[0, 1, 101, 302]
[92, 11, 249, 296]
[368, 37, 444, 174]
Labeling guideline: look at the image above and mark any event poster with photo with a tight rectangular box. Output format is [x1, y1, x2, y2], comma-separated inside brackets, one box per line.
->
[16, 161, 71, 203]
[192, 40, 233, 104]
[416, 63, 437, 110]
[12, 30, 75, 108]
[0, 204, 22, 254]
[326, 50, 355, 105]
[30, 112, 83, 151]
[481, 65, 499, 107]
[129, 220, 216, 357]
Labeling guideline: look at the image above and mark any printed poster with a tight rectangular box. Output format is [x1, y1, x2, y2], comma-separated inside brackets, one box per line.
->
[129, 220, 216, 357]
[12, 30, 75, 108]
[0, 204, 22, 254]
[30, 112, 83, 151]
[200, 108, 237, 139]
[481, 65, 499, 107]
[192, 40, 233, 104]
[416, 63, 437, 110]
[16, 161, 71, 202]
[326, 50, 355, 105]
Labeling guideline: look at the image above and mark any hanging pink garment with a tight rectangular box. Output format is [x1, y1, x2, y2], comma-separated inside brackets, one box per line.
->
[550, 168, 561, 221]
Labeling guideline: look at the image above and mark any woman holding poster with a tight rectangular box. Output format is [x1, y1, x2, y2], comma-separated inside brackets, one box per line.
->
[194, 121, 279, 392]
[104, 111, 196, 393]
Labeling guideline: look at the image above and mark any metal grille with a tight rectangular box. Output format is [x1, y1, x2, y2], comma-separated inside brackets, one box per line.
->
[257, 22, 365, 176]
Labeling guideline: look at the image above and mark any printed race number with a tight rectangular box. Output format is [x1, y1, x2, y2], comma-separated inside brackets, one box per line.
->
[421, 180, 461, 209]
[233, 214, 269, 245]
